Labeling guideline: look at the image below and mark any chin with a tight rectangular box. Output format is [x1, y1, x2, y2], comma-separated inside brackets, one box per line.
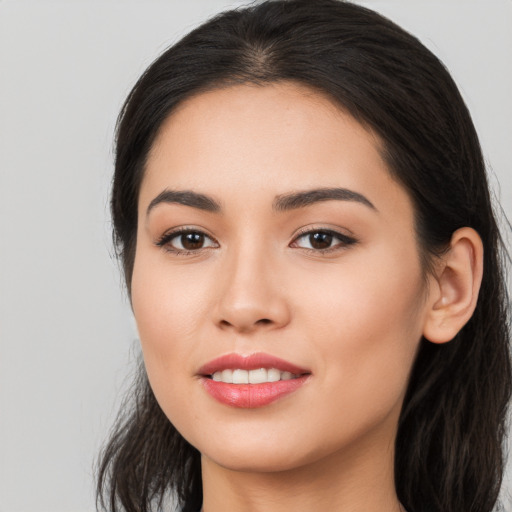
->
[204, 444, 315, 474]
[189, 424, 336, 474]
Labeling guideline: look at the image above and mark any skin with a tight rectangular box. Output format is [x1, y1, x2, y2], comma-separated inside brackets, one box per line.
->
[131, 82, 482, 512]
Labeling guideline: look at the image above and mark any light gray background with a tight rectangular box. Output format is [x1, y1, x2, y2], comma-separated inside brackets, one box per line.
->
[1, 1, 511, 511]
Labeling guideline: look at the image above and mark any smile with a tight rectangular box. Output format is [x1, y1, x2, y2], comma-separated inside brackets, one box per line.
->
[198, 353, 311, 408]
[210, 368, 300, 384]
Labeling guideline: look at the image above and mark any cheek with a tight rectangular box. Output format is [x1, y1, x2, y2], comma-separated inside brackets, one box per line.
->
[131, 249, 201, 380]
[132, 246, 212, 343]
[130, 253, 207, 432]
[297, 251, 425, 404]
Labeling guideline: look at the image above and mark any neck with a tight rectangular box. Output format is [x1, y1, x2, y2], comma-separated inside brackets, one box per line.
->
[201, 430, 401, 512]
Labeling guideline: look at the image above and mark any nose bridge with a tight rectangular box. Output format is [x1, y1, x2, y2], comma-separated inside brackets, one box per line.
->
[215, 236, 289, 332]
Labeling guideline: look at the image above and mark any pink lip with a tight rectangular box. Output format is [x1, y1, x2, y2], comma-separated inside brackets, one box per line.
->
[198, 352, 309, 376]
[198, 353, 311, 409]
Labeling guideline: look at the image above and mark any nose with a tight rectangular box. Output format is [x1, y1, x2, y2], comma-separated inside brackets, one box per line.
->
[213, 249, 291, 334]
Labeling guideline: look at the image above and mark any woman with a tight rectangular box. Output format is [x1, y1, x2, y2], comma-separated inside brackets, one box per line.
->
[96, 1, 511, 511]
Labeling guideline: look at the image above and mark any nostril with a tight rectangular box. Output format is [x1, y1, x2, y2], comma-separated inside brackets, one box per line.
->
[217, 317, 273, 331]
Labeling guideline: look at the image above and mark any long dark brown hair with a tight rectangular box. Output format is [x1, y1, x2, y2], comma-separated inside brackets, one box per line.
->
[96, 1, 512, 511]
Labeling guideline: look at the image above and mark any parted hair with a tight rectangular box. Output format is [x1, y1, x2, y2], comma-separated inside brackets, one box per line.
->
[97, 1, 512, 511]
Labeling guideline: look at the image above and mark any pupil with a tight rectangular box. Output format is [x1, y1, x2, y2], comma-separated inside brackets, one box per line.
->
[182, 232, 204, 250]
[310, 232, 332, 249]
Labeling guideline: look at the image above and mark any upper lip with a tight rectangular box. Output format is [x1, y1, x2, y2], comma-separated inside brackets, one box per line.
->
[198, 352, 310, 376]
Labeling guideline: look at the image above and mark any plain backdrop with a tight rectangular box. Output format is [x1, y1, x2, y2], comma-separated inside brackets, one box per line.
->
[0, 1, 511, 511]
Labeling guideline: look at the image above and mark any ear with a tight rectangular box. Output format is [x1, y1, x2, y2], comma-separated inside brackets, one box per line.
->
[423, 227, 484, 344]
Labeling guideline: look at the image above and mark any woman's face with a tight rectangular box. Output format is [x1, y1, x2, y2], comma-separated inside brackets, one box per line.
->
[132, 82, 432, 473]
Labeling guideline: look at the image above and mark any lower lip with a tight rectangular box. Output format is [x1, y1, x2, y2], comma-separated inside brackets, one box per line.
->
[201, 376, 309, 408]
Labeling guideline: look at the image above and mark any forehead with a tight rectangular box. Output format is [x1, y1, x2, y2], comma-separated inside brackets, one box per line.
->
[141, 82, 410, 218]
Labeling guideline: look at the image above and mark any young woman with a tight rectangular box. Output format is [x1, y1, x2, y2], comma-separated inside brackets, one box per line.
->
[96, 1, 511, 511]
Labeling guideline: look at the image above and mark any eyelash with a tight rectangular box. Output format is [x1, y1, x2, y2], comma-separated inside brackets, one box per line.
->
[156, 227, 219, 256]
[155, 227, 358, 256]
[291, 228, 358, 254]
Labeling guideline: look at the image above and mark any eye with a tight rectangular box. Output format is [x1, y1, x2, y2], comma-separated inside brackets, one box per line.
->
[291, 229, 357, 252]
[156, 229, 218, 254]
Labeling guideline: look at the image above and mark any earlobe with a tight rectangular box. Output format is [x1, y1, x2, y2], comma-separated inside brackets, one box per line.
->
[423, 227, 484, 344]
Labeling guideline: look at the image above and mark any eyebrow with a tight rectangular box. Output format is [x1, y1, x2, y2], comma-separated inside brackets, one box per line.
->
[273, 187, 377, 212]
[146, 189, 221, 215]
[146, 186, 376, 216]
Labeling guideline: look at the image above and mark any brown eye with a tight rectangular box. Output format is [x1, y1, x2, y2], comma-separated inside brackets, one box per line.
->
[156, 229, 218, 253]
[180, 232, 205, 250]
[309, 232, 333, 249]
[291, 229, 357, 252]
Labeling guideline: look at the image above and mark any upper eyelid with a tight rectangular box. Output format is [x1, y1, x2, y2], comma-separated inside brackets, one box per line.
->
[156, 225, 350, 237]
[293, 231, 355, 242]
[155, 225, 356, 249]
[155, 228, 219, 256]
[156, 226, 217, 244]
[292, 225, 356, 240]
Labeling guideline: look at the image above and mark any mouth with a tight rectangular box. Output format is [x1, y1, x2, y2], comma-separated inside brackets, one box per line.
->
[209, 368, 303, 384]
[198, 353, 311, 408]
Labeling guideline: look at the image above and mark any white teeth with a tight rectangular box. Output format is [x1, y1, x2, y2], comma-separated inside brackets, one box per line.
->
[248, 368, 267, 384]
[232, 369, 249, 384]
[221, 369, 233, 383]
[210, 368, 300, 384]
[267, 368, 281, 382]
